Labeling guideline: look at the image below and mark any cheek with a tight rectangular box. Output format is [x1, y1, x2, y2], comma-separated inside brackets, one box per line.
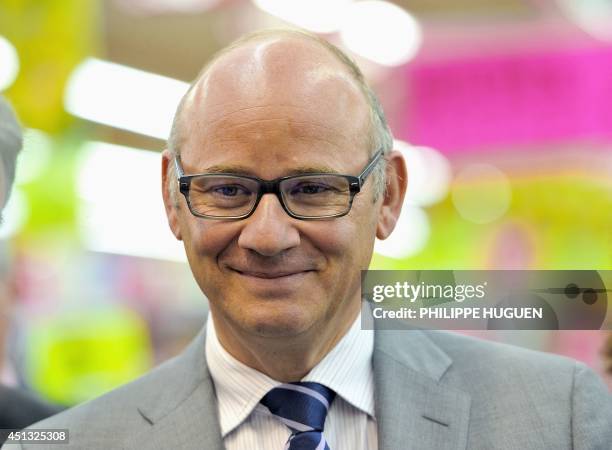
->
[306, 216, 376, 271]
[180, 218, 242, 302]
[180, 215, 240, 259]
[337, 209, 379, 269]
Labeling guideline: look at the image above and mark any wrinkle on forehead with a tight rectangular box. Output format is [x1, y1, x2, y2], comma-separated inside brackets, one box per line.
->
[178, 37, 370, 146]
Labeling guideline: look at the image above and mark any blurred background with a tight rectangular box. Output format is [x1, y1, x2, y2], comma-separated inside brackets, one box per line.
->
[0, 0, 611, 407]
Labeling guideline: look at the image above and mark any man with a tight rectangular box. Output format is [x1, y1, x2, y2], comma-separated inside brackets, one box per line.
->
[8, 29, 611, 449]
[0, 97, 62, 442]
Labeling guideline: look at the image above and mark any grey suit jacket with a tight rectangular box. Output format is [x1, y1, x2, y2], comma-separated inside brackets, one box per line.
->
[3, 320, 611, 450]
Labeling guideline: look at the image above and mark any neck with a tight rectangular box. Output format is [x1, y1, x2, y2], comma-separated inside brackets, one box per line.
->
[211, 302, 360, 382]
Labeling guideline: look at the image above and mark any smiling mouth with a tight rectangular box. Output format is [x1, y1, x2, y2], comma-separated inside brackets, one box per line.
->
[230, 268, 312, 279]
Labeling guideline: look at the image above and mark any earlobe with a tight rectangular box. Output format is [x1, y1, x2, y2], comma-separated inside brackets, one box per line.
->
[161, 149, 183, 241]
[376, 215, 397, 240]
[376, 150, 407, 240]
[168, 210, 183, 241]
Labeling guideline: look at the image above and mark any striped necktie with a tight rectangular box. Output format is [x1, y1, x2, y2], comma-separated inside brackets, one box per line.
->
[260, 381, 336, 450]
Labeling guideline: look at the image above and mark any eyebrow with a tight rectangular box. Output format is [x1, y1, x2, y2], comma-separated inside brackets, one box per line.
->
[200, 164, 342, 177]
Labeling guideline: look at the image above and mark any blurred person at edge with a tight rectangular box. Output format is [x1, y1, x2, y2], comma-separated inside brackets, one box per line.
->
[605, 334, 612, 377]
[13, 29, 611, 450]
[0, 97, 62, 442]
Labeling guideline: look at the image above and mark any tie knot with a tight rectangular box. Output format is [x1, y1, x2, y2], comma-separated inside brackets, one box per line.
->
[260, 382, 336, 433]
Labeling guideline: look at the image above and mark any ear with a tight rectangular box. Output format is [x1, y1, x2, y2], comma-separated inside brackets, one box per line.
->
[161, 149, 183, 241]
[376, 149, 407, 240]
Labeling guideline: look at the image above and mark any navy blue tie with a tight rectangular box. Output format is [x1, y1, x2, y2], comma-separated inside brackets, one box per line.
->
[260, 382, 336, 450]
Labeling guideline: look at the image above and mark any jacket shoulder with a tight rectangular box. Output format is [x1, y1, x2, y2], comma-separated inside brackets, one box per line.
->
[423, 331, 612, 448]
[426, 330, 577, 371]
[17, 329, 209, 450]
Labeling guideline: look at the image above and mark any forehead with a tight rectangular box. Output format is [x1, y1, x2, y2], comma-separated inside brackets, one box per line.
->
[177, 37, 371, 170]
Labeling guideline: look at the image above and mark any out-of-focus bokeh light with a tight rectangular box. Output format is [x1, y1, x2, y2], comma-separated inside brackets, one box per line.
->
[76, 141, 185, 261]
[0, 128, 54, 239]
[375, 205, 430, 259]
[451, 164, 512, 224]
[340, 1, 422, 66]
[16, 129, 54, 185]
[394, 139, 452, 207]
[252, 0, 354, 33]
[115, 0, 223, 14]
[374, 140, 445, 259]
[0, 35, 19, 91]
[26, 307, 152, 405]
[64, 58, 189, 140]
[0, 189, 28, 239]
[557, 0, 612, 42]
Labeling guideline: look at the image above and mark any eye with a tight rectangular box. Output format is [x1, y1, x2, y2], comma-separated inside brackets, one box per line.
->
[291, 183, 332, 195]
[211, 185, 251, 197]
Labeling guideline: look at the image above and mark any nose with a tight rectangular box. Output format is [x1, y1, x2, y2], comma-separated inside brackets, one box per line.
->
[237, 193, 300, 256]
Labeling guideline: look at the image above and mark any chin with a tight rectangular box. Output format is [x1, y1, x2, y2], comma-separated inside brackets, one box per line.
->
[239, 304, 319, 338]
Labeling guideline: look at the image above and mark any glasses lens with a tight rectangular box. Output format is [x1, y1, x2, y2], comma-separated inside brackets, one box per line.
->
[280, 175, 351, 218]
[188, 175, 258, 217]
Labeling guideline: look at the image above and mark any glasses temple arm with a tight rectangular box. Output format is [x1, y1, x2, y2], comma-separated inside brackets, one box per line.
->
[358, 149, 384, 186]
[174, 156, 185, 178]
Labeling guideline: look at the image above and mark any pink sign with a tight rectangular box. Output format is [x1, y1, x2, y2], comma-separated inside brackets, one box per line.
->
[402, 45, 612, 153]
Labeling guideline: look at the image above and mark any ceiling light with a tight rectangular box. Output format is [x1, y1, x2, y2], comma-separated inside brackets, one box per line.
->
[76, 141, 186, 261]
[253, 0, 354, 33]
[65, 58, 189, 140]
[557, 0, 612, 41]
[340, 1, 422, 66]
[0, 35, 19, 91]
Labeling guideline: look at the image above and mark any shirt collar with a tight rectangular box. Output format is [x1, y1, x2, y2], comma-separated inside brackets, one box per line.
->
[205, 312, 375, 437]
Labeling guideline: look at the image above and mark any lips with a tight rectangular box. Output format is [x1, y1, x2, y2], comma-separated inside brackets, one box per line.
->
[231, 268, 312, 279]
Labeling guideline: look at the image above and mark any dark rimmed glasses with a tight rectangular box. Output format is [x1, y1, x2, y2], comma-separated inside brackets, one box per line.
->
[174, 149, 384, 220]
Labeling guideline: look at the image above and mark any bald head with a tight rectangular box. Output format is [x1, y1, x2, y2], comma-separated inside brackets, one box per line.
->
[167, 28, 393, 199]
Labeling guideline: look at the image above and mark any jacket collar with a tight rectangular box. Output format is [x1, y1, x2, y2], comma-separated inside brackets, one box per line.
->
[373, 321, 471, 450]
[131, 316, 471, 450]
[127, 326, 224, 450]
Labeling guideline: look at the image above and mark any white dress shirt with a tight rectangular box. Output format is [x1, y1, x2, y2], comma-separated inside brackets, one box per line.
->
[205, 313, 378, 450]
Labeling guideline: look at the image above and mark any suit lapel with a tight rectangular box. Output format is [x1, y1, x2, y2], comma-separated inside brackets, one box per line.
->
[125, 324, 224, 450]
[373, 328, 471, 450]
[127, 379, 224, 450]
[123, 316, 471, 449]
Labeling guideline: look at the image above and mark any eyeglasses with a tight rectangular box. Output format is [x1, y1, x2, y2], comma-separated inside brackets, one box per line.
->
[174, 149, 384, 220]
